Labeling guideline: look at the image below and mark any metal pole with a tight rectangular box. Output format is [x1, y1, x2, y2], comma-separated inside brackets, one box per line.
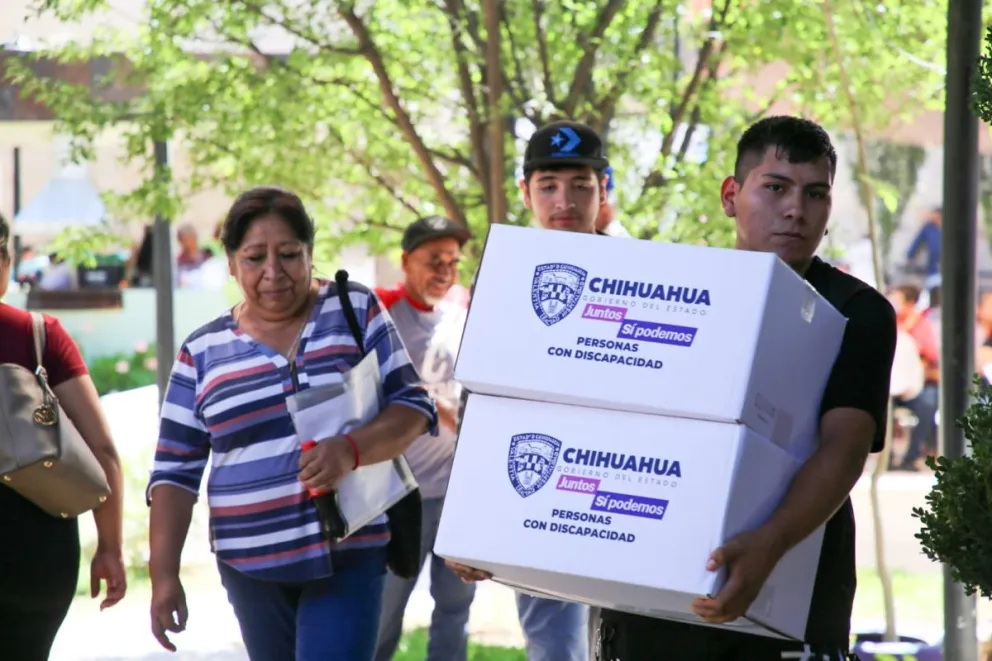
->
[152, 139, 174, 410]
[940, 0, 982, 659]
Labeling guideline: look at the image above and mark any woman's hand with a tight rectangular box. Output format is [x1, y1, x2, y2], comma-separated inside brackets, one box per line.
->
[90, 545, 127, 610]
[150, 574, 188, 652]
[299, 436, 357, 493]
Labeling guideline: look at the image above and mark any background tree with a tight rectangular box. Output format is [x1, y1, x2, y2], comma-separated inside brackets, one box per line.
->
[7, 0, 945, 273]
[852, 141, 927, 272]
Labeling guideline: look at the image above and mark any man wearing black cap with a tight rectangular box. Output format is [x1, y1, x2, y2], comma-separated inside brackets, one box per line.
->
[446, 119, 613, 661]
[373, 216, 477, 661]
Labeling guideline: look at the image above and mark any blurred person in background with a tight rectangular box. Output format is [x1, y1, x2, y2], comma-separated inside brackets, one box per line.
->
[373, 216, 477, 661]
[887, 284, 938, 470]
[146, 187, 436, 661]
[38, 253, 75, 291]
[595, 165, 631, 239]
[976, 290, 992, 382]
[905, 206, 942, 279]
[0, 214, 127, 660]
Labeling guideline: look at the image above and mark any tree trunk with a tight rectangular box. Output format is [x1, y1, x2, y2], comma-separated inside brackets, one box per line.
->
[823, 0, 897, 642]
[483, 0, 507, 224]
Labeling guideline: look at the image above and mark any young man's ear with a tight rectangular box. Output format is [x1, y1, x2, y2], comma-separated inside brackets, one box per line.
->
[720, 176, 739, 218]
[519, 178, 533, 210]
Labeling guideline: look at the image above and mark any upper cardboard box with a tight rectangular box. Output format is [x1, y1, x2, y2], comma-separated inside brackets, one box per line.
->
[454, 225, 847, 459]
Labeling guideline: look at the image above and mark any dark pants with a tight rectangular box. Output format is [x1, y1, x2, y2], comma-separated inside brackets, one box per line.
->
[896, 382, 938, 466]
[0, 487, 81, 661]
[218, 547, 388, 661]
[374, 497, 476, 661]
[596, 613, 851, 661]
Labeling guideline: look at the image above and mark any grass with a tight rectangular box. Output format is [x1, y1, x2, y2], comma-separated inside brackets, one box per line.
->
[853, 568, 946, 629]
[394, 629, 525, 661]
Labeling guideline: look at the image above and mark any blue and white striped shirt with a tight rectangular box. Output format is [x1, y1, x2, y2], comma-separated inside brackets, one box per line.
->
[147, 278, 437, 582]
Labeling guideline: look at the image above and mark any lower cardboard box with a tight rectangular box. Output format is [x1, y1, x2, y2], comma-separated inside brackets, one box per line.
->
[435, 394, 825, 640]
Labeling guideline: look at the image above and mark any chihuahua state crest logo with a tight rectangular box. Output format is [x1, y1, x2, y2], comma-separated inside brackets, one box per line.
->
[507, 433, 563, 498]
[531, 263, 588, 327]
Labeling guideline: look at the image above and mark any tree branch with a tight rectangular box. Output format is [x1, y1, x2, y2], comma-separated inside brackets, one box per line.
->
[658, 31, 725, 158]
[529, 0, 557, 106]
[501, 4, 533, 109]
[440, 0, 490, 198]
[325, 125, 423, 216]
[457, 4, 533, 123]
[364, 219, 411, 233]
[561, 0, 627, 117]
[746, 84, 786, 124]
[341, 6, 467, 226]
[593, 0, 666, 131]
[642, 0, 732, 191]
[235, 0, 364, 57]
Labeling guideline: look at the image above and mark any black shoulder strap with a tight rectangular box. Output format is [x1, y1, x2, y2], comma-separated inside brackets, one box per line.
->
[335, 269, 367, 357]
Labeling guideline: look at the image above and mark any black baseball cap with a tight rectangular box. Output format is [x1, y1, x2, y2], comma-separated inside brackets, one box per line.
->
[401, 215, 471, 252]
[523, 120, 610, 174]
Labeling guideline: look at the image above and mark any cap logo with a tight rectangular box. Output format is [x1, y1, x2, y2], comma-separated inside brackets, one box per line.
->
[426, 217, 447, 230]
[550, 127, 582, 157]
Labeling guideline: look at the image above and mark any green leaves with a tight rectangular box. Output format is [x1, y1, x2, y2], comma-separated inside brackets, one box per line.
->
[914, 375, 992, 598]
[9, 0, 946, 263]
[974, 26, 992, 123]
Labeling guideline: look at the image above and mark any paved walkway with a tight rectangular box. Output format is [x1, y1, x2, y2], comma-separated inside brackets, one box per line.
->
[51, 570, 524, 661]
[50, 471, 980, 659]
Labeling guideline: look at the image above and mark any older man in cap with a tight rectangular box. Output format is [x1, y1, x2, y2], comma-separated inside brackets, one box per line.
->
[373, 216, 477, 661]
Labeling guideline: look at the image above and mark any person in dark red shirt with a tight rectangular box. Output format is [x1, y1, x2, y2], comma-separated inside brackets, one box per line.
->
[0, 215, 128, 660]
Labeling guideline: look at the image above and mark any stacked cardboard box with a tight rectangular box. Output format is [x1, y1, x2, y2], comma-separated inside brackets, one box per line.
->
[435, 224, 847, 640]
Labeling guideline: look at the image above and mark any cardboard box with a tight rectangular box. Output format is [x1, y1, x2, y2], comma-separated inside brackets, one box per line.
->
[454, 224, 847, 460]
[435, 394, 824, 640]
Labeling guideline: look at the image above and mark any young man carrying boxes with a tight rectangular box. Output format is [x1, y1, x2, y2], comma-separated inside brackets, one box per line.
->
[595, 117, 898, 659]
[446, 119, 615, 661]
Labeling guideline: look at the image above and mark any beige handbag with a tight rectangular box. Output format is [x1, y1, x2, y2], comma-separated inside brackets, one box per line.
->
[0, 312, 111, 518]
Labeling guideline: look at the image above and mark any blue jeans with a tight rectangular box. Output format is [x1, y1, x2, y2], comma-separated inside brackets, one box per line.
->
[517, 592, 589, 661]
[218, 548, 387, 661]
[898, 382, 939, 465]
[374, 497, 476, 661]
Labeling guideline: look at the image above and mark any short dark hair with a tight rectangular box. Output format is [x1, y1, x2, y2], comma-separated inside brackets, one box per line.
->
[220, 187, 315, 253]
[734, 116, 837, 183]
[896, 283, 922, 304]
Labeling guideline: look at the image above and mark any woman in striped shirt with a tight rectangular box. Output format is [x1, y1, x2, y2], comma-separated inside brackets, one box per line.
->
[146, 187, 437, 661]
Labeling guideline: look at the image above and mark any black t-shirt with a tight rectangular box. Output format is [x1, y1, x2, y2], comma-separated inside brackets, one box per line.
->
[602, 257, 897, 648]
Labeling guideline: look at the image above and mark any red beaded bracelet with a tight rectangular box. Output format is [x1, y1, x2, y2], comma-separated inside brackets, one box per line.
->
[344, 433, 360, 470]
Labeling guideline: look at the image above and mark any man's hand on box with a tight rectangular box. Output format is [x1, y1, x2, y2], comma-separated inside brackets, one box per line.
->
[445, 560, 493, 583]
[689, 527, 785, 624]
